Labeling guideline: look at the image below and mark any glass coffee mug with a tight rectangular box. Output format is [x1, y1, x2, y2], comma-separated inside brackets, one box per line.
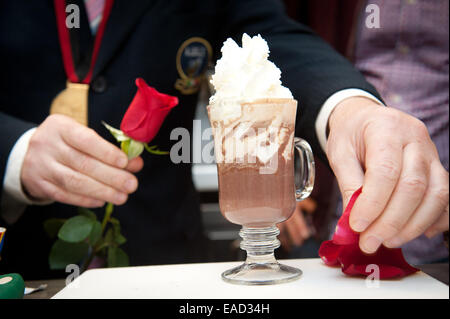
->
[207, 98, 315, 285]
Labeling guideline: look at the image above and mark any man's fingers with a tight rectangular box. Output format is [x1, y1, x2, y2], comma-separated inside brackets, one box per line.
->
[359, 143, 429, 253]
[385, 162, 449, 246]
[126, 156, 144, 173]
[59, 146, 138, 194]
[61, 122, 128, 169]
[424, 207, 449, 239]
[40, 180, 105, 208]
[50, 162, 129, 206]
[350, 136, 403, 233]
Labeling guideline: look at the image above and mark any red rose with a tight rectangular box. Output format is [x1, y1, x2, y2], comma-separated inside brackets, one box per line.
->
[319, 187, 419, 279]
[120, 78, 179, 143]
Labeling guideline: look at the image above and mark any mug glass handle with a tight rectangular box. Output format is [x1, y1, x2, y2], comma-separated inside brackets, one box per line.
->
[294, 137, 315, 201]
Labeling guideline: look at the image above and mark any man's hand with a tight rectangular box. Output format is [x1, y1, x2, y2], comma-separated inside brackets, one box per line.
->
[327, 97, 449, 254]
[21, 114, 144, 208]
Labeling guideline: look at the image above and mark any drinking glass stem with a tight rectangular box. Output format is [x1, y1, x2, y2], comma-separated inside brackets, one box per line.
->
[240, 226, 280, 264]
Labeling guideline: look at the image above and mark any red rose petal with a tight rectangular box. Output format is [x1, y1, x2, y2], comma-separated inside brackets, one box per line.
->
[338, 243, 418, 279]
[120, 78, 179, 143]
[319, 187, 419, 279]
[332, 187, 361, 245]
[318, 240, 341, 266]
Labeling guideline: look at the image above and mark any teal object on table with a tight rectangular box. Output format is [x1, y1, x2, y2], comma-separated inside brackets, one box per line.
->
[0, 273, 25, 299]
[0, 228, 25, 299]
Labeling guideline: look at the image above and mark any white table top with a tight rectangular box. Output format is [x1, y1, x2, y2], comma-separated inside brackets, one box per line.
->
[53, 258, 449, 299]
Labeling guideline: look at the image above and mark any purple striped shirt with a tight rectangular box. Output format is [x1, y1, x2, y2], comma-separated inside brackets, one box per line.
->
[350, 0, 449, 264]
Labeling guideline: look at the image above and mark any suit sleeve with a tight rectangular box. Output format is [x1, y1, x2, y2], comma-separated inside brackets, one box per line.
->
[219, 0, 382, 162]
[0, 112, 36, 206]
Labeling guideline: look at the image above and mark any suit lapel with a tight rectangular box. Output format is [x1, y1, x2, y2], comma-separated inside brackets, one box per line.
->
[92, 0, 155, 79]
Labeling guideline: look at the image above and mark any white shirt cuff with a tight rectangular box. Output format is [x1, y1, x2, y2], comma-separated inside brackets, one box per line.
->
[3, 128, 38, 204]
[314, 88, 384, 152]
[1, 128, 53, 224]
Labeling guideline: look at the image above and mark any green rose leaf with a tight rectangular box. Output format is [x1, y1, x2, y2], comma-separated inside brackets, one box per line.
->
[99, 225, 126, 251]
[102, 121, 130, 143]
[88, 221, 102, 246]
[93, 238, 109, 253]
[109, 217, 120, 233]
[103, 228, 115, 246]
[107, 246, 129, 268]
[78, 207, 97, 221]
[43, 218, 66, 239]
[114, 233, 127, 245]
[49, 240, 89, 270]
[108, 217, 126, 245]
[58, 215, 95, 243]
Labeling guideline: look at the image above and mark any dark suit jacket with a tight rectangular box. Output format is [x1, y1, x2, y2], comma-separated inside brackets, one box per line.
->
[0, 0, 380, 279]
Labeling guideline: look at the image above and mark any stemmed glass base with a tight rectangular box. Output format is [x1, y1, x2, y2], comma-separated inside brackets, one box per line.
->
[222, 226, 302, 285]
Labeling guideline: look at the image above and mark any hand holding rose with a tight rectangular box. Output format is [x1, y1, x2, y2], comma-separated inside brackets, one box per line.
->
[40, 79, 178, 271]
[21, 78, 177, 208]
[21, 114, 143, 207]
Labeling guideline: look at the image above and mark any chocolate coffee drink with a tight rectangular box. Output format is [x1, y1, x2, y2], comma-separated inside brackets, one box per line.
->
[217, 143, 295, 228]
[208, 98, 298, 228]
[206, 34, 314, 284]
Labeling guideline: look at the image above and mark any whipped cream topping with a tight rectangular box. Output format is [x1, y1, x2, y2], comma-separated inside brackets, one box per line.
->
[209, 34, 293, 106]
[208, 34, 296, 168]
